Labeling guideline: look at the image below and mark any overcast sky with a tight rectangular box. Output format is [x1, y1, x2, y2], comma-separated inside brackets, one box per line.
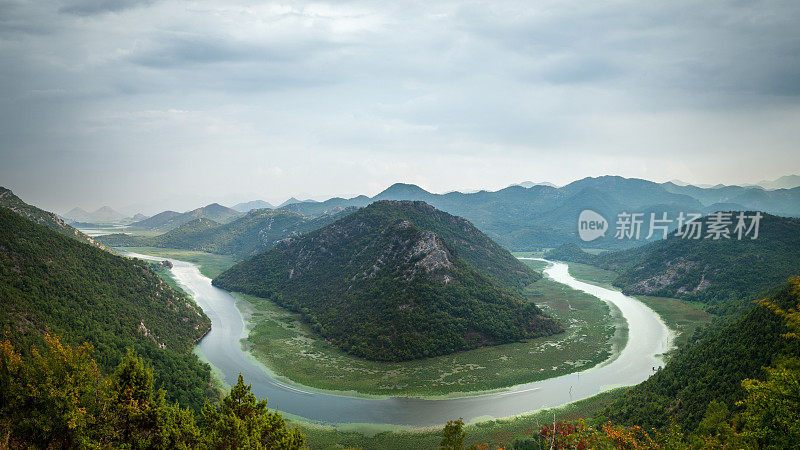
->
[1, 0, 799, 214]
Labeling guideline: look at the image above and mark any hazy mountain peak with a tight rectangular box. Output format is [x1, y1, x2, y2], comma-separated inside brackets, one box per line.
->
[279, 197, 315, 208]
[232, 200, 274, 212]
[757, 174, 800, 190]
[514, 181, 558, 188]
[373, 182, 431, 200]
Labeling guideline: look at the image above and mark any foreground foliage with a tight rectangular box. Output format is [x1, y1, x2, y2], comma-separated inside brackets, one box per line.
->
[0, 207, 214, 409]
[0, 336, 305, 449]
[596, 277, 800, 432]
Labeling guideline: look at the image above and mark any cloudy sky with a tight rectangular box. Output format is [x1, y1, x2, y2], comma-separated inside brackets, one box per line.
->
[1, 0, 799, 214]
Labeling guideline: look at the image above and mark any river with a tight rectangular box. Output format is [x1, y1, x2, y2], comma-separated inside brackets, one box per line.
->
[126, 252, 672, 426]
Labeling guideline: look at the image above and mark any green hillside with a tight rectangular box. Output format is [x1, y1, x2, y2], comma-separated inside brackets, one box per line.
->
[129, 203, 242, 232]
[597, 278, 800, 432]
[0, 207, 214, 409]
[213, 201, 561, 362]
[100, 208, 354, 260]
[0, 187, 111, 252]
[545, 213, 800, 316]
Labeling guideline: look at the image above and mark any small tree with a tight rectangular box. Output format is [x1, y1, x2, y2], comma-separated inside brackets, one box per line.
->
[440, 417, 465, 450]
[201, 373, 305, 449]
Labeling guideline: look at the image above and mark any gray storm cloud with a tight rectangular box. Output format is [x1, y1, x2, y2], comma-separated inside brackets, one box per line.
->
[1, 0, 799, 213]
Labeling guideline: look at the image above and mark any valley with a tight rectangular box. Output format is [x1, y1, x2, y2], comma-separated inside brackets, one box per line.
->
[117, 247, 673, 427]
[4, 176, 798, 448]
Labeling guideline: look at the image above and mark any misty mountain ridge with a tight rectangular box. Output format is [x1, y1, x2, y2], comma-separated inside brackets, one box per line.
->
[277, 176, 800, 251]
[100, 207, 355, 260]
[514, 181, 559, 188]
[232, 199, 275, 212]
[129, 202, 242, 232]
[63, 205, 128, 223]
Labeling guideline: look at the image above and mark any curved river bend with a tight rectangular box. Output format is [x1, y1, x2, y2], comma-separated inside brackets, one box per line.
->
[129, 253, 672, 426]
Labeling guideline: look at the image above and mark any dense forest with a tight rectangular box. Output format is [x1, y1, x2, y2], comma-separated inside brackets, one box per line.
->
[0, 207, 215, 409]
[214, 201, 561, 361]
[0, 336, 305, 449]
[100, 207, 354, 260]
[597, 278, 800, 431]
[6, 278, 795, 449]
[444, 277, 800, 449]
[545, 213, 800, 316]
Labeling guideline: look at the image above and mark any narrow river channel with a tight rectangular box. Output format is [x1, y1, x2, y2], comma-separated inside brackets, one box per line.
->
[127, 252, 673, 426]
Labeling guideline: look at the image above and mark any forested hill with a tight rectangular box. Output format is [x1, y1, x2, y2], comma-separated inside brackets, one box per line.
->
[0, 186, 110, 252]
[99, 207, 355, 260]
[0, 207, 215, 409]
[213, 201, 561, 361]
[546, 213, 800, 315]
[128, 203, 242, 232]
[598, 277, 800, 432]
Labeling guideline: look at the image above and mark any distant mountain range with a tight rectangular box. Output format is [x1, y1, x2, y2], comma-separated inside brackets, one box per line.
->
[99, 207, 354, 260]
[213, 201, 561, 361]
[670, 174, 800, 190]
[63, 205, 129, 223]
[754, 174, 800, 190]
[128, 203, 242, 232]
[274, 176, 800, 251]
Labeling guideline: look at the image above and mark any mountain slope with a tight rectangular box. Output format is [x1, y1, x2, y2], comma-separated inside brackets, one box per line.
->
[598, 278, 800, 431]
[0, 207, 214, 408]
[129, 210, 181, 229]
[0, 187, 110, 251]
[546, 213, 800, 316]
[213, 201, 561, 361]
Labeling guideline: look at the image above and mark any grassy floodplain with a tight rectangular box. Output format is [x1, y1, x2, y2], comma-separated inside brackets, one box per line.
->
[123, 246, 624, 398]
[235, 258, 621, 398]
[528, 257, 712, 354]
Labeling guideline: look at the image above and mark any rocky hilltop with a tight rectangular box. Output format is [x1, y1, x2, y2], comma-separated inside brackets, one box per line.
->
[214, 200, 562, 361]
